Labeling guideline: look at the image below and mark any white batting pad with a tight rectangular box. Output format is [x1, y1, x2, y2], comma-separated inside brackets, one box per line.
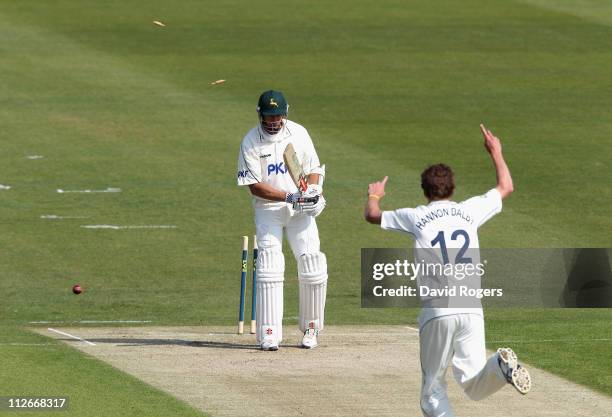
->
[256, 249, 285, 343]
[297, 252, 328, 332]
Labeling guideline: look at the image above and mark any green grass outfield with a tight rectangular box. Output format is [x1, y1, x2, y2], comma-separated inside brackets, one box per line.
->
[1, 0, 611, 414]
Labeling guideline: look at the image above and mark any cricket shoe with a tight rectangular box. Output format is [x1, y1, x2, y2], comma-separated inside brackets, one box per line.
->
[260, 336, 279, 351]
[260, 326, 279, 351]
[301, 323, 319, 349]
[498, 348, 532, 394]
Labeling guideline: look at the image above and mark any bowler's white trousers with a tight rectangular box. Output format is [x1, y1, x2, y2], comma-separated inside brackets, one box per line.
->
[419, 314, 507, 417]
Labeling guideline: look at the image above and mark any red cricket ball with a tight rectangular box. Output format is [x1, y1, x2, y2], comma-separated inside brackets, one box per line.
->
[72, 284, 83, 295]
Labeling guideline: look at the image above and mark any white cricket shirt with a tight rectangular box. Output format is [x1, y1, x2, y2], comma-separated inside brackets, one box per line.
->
[381, 188, 503, 327]
[237, 120, 322, 208]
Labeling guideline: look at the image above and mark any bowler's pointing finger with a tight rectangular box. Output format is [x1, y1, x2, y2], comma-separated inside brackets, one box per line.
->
[480, 123, 487, 137]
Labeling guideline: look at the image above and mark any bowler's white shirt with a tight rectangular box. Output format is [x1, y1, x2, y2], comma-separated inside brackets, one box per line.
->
[381, 188, 503, 327]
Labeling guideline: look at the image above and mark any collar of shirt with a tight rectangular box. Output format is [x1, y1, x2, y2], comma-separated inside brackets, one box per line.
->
[258, 122, 292, 143]
[427, 199, 455, 206]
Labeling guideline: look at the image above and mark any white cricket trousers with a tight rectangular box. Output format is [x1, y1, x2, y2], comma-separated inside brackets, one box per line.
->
[255, 205, 320, 256]
[419, 314, 507, 417]
[253, 204, 326, 342]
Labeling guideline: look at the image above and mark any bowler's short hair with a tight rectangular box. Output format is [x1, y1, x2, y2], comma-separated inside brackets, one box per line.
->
[421, 164, 455, 200]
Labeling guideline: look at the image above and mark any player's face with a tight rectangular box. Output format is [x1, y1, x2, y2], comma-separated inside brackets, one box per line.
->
[261, 114, 284, 135]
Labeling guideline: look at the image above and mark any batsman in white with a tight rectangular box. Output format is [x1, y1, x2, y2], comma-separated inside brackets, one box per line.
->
[237, 90, 327, 351]
[365, 125, 531, 417]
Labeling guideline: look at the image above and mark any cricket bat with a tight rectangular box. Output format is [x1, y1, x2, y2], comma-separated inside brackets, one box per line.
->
[283, 143, 308, 192]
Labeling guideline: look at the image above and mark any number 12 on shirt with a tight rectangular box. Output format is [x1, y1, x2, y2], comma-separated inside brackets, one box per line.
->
[430, 230, 472, 264]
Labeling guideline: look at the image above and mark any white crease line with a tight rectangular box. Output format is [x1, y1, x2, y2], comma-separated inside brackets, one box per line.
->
[41, 214, 89, 219]
[57, 187, 121, 193]
[48, 328, 96, 346]
[81, 225, 177, 230]
[30, 320, 152, 324]
[79, 320, 152, 324]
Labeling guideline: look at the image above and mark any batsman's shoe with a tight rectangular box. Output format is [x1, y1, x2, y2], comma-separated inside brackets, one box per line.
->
[260, 336, 279, 351]
[498, 348, 532, 394]
[301, 323, 319, 349]
[260, 326, 279, 351]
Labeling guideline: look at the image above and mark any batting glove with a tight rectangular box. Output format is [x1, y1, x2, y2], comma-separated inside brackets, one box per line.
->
[303, 184, 322, 198]
[285, 192, 303, 204]
[301, 194, 326, 217]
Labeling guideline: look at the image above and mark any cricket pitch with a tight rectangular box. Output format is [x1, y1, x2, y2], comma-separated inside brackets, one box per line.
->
[38, 326, 611, 417]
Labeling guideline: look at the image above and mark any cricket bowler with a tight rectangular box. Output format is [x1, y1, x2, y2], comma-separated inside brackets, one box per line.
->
[364, 124, 531, 416]
[237, 90, 327, 351]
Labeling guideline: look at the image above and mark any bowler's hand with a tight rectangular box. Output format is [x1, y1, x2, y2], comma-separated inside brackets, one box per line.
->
[368, 176, 388, 199]
[480, 123, 502, 155]
[480, 123, 514, 199]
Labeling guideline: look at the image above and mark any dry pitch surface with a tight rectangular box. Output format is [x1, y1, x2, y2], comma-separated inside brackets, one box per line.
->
[38, 326, 611, 417]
